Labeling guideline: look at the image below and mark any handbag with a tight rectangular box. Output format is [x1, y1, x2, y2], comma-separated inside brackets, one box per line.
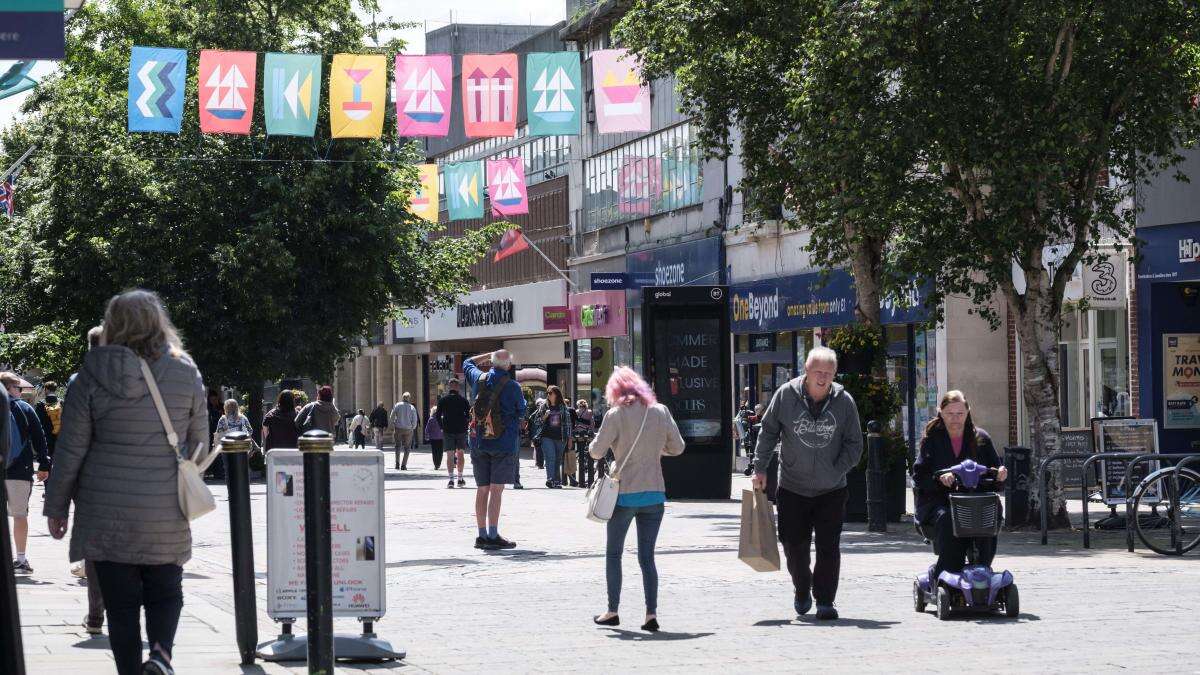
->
[139, 359, 221, 521]
[586, 405, 651, 523]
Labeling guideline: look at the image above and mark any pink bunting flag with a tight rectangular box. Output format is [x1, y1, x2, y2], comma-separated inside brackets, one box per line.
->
[463, 54, 519, 138]
[198, 50, 257, 135]
[486, 157, 529, 216]
[591, 48, 651, 134]
[396, 54, 453, 137]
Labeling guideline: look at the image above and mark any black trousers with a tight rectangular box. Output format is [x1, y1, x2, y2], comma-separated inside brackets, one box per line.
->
[776, 486, 847, 606]
[92, 561, 184, 675]
[929, 506, 997, 578]
[430, 439, 444, 470]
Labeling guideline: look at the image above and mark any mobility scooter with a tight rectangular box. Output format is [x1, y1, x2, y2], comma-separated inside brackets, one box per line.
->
[914, 459, 1019, 620]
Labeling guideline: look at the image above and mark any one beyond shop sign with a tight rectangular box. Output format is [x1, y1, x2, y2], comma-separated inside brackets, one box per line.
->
[730, 269, 928, 333]
[457, 299, 514, 328]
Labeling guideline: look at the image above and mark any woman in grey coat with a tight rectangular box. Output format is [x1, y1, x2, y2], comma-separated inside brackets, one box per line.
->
[44, 290, 208, 675]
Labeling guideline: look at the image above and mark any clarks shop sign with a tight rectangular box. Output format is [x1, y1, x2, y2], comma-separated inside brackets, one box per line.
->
[457, 299, 514, 328]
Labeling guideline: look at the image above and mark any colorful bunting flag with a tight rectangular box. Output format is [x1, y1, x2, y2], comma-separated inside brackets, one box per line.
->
[330, 54, 386, 138]
[127, 46, 187, 133]
[525, 52, 581, 136]
[0, 174, 15, 218]
[494, 227, 530, 262]
[444, 161, 485, 221]
[486, 157, 529, 217]
[411, 164, 440, 222]
[396, 54, 452, 137]
[198, 50, 257, 135]
[618, 156, 661, 215]
[264, 53, 321, 137]
[592, 48, 651, 134]
[462, 54, 518, 138]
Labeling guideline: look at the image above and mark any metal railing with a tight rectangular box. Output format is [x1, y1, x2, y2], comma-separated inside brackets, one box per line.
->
[1122, 453, 1200, 552]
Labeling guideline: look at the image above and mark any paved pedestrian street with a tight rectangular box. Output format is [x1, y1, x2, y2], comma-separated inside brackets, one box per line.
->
[14, 449, 1200, 673]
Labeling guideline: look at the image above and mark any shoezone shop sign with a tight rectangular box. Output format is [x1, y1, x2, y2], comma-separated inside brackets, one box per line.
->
[266, 450, 387, 619]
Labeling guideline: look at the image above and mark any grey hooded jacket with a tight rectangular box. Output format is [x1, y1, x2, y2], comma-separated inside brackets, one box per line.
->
[43, 346, 208, 566]
[753, 377, 864, 497]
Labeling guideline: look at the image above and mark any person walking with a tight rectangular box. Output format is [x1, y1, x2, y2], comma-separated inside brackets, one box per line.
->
[589, 367, 685, 632]
[262, 390, 300, 452]
[912, 390, 1007, 581]
[66, 324, 108, 635]
[436, 379, 470, 488]
[574, 399, 597, 487]
[425, 407, 445, 470]
[44, 289, 209, 675]
[369, 402, 388, 450]
[389, 392, 419, 470]
[464, 350, 526, 550]
[34, 381, 62, 459]
[563, 398, 579, 486]
[205, 390, 224, 480]
[2, 371, 50, 576]
[753, 346, 863, 621]
[533, 386, 573, 489]
[349, 409, 369, 449]
[296, 386, 339, 436]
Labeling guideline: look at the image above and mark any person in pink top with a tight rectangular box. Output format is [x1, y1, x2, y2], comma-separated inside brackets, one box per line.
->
[911, 390, 1008, 581]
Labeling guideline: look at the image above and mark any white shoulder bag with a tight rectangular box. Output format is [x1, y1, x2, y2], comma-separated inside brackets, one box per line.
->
[140, 359, 220, 521]
[586, 405, 651, 523]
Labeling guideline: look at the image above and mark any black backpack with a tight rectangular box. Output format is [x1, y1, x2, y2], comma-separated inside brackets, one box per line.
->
[472, 372, 509, 440]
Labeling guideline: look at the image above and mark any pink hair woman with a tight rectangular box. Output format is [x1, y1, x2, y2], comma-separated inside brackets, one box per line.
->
[588, 367, 686, 632]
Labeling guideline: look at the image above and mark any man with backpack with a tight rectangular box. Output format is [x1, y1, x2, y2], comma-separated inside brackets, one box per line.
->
[2, 371, 50, 575]
[35, 381, 62, 458]
[464, 350, 526, 550]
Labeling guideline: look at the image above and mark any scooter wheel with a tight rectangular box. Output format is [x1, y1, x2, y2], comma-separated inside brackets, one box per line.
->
[1005, 584, 1019, 618]
[936, 587, 952, 621]
[912, 580, 927, 613]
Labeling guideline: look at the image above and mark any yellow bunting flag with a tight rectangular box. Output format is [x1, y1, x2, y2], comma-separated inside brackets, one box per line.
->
[411, 164, 440, 222]
[330, 54, 386, 138]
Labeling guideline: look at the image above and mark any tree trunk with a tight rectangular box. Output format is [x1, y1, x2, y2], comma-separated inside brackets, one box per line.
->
[1010, 280, 1072, 529]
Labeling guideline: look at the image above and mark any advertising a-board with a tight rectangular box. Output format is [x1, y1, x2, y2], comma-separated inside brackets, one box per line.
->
[1095, 418, 1161, 505]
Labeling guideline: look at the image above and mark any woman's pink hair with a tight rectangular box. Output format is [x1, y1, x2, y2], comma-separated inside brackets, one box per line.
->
[605, 366, 656, 408]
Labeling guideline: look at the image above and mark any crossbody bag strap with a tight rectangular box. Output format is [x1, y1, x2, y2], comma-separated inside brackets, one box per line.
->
[611, 405, 651, 480]
[138, 358, 179, 450]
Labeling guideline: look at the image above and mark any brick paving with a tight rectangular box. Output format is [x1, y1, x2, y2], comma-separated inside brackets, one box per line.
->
[12, 447, 1200, 673]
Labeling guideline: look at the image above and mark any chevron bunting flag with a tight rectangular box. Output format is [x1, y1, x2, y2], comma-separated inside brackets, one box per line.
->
[330, 54, 386, 138]
[525, 52, 581, 136]
[198, 50, 257, 135]
[0, 174, 15, 218]
[410, 164, 440, 222]
[486, 157, 529, 217]
[264, 52, 321, 137]
[494, 227, 530, 263]
[444, 161, 484, 221]
[128, 46, 187, 133]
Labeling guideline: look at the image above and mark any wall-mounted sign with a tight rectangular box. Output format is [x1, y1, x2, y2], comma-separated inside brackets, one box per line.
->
[1082, 256, 1127, 309]
[0, 2, 65, 60]
[580, 304, 609, 328]
[626, 236, 722, 298]
[731, 270, 928, 334]
[569, 290, 627, 339]
[590, 272, 629, 290]
[749, 333, 776, 352]
[457, 299, 514, 328]
[542, 306, 570, 330]
[1164, 333, 1200, 429]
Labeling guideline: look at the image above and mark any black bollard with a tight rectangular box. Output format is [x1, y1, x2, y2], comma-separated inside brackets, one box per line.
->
[222, 431, 258, 665]
[0, 478, 26, 675]
[299, 430, 334, 674]
[865, 420, 887, 533]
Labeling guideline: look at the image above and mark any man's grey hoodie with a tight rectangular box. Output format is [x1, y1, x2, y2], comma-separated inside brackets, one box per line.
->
[753, 377, 864, 497]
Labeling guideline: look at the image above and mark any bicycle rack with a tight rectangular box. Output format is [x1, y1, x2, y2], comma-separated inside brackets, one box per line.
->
[1080, 452, 1146, 549]
[1124, 453, 1200, 553]
[1037, 452, 1093, 546]
[1037, 451, 1149, 548]
[1168, 455, 1200, 556]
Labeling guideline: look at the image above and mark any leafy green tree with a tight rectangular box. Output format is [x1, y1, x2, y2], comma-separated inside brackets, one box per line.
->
[0, 0, 503, 423]
[620, 0, 1200, 523]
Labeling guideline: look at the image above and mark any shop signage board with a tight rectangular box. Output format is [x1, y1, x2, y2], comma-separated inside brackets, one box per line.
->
[1095, 418, 1161, 506]
[457, 299, 514, 328]
[542, 305, 570, 330]
[749, 333, 776, 352]
[0, 1, 65, 60]
[1163, 334, 1200, 429]
[590, 272, 629, 290]
[626, 236, 722, 296]
[568, 290, 626, 339]
[265, 450, 387, 619]
[731, 270, 928, 333]
[392, 309, 425, 341]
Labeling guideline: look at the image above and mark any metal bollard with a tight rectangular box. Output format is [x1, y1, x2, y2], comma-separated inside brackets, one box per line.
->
[865, 421, 887, 533]
[299, 430, 334, 674]
[0, 478, 26, 675]
[222, 431, 258, 665]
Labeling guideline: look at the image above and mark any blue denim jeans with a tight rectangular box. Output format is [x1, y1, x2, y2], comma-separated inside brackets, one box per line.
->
[605, 503, 665, 614]
[540, 437, 566, 483]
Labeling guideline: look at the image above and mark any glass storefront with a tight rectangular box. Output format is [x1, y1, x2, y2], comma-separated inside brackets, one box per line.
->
[1057, 307, 1131, 427]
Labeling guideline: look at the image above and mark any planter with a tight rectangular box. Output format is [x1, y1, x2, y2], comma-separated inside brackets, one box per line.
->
[844, 463, 907, 523]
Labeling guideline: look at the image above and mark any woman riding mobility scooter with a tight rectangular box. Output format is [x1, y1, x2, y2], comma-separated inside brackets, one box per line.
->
[912, 391, 1018, 620]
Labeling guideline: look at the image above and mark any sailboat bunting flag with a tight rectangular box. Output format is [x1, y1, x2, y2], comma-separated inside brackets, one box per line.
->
[396, 55, 452, 137]
[409, 164, 440, 222]
[591, 48, 651, 134]
[198, 50, 257, 135]
[444, 161, 485, 221]
[128, 46, 187, 133]
[330, 54, 387, 138]
[486, 157, 529, 217]
[525, 52, 581, 136]
[264, 53, 321, 137]
[462, 54, 519, 138]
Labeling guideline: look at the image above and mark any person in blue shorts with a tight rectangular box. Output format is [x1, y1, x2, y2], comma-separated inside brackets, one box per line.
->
[464, 350, 526, 550]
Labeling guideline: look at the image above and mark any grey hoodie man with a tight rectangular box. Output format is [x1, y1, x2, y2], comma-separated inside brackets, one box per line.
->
[753, 378, 863, 497]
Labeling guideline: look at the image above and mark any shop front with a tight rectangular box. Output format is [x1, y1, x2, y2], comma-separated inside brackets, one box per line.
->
[730, 269, 933, 452]
[1135, 222, 1200, 452]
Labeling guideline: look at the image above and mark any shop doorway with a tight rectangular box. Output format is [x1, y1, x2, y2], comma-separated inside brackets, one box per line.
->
[1150, 281, 1200, 452]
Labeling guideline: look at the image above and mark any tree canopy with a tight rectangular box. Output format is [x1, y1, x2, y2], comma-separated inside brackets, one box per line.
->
[0, 0, 502, 386]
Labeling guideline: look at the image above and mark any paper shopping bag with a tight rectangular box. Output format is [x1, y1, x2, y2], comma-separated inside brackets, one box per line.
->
[738, 488, 780, 572]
